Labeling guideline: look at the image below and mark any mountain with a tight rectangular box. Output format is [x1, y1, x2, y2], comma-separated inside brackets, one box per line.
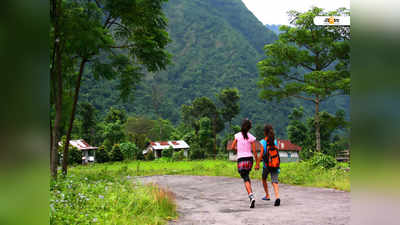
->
[265, 24, 284, 35]
[79, 0, 349, 137]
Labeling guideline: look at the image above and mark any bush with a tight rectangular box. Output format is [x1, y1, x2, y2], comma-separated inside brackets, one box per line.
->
[95, 145, 110, 163]
[172, 150, 185, 161]
[162, 147, 173, 158]
[309, 152, 337, 169]
[190, 144, 205, 160]
[145, 151, 155, 161]
[68, 147, 82, 165]
[110, 144, 124, 162]
[120, 142, 142, 160]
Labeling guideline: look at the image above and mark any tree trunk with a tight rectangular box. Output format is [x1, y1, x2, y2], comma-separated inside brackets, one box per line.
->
[315, 96, 321, 152]
[213, 116, 217, 159]
[62, 58, 87, 175]
[50, 0, 63, 178]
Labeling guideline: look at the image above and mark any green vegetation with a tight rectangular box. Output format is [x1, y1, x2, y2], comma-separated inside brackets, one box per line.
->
[78, 0, 349, 138]
[50, 168, 177, 225]
[258, 7, 350, 151]
[69, 160, 350, 192]
[50, 0, 171, 177]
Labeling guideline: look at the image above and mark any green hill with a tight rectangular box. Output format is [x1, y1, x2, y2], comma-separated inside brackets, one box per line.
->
[79, 0, 349, 137]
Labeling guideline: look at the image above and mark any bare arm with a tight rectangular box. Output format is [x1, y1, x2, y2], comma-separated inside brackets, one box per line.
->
[258, 144, 264, 166]
[231, 139, 237, 150]
[252, 142, 257, 159]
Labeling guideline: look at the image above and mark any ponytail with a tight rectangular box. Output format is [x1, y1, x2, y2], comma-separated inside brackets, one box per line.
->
[241, 119, 252, 139]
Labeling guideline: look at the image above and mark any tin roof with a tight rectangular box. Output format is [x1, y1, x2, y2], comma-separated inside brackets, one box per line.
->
[58, 139, 98, 150]
[148, 140, 190, 150]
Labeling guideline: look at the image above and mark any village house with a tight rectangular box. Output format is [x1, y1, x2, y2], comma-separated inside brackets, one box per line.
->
[143, 140, 190, 159]
[58, 139, 98, 164]
[226, 139, 301, 162]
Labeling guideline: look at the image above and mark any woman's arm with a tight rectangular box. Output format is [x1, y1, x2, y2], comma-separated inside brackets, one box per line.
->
[252, 142, 257, 159]
[258, 144, 264, 165]
[231, 139, 237, 150]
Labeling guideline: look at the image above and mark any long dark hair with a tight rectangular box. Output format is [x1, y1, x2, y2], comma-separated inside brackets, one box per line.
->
[241, 119, 252, 139]
[264, 124, 275, 148]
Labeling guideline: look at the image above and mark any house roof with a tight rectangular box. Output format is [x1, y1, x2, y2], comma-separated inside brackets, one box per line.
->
[148, 140, 190, 150]
[226, 139, 301, 151]
[58, 139, 98, 150]
[277, 139, 302, 151]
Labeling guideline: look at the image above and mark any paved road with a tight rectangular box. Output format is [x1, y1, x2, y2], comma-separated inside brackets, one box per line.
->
[137, 175, 350, 225]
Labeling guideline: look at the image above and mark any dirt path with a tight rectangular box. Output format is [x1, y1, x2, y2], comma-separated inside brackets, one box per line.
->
[137, 175, 350, 225]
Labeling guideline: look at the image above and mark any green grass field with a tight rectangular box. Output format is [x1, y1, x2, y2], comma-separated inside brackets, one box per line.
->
[70, 159, 350, 191]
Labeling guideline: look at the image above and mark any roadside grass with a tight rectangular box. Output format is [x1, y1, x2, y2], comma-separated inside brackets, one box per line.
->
[50, 167, 177, 225]
[70, 159, 350, 191]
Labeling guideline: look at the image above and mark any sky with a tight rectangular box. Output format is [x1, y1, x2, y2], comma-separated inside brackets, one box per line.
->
[241, 0, 350, 25]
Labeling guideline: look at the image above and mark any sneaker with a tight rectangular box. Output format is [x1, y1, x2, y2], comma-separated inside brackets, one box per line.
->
[262, 196, 270, 201]
[274, 198, 280, 206]
[249, 193, 255, 208]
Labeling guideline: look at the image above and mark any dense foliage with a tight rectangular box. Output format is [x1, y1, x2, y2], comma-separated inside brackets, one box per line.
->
[258, 7, 350, 150]
[77, 0, 351, 138]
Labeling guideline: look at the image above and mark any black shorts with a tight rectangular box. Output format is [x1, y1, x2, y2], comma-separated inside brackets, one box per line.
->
[237, 157, 253, 182]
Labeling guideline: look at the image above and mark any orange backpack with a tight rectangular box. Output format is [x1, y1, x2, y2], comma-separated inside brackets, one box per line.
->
[262, 138, 280, 169]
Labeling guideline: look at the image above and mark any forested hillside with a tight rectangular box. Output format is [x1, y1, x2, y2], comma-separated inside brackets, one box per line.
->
[79, 0, 348, 137]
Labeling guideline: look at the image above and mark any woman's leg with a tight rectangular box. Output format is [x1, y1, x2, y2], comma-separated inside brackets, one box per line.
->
[262, 179, 270, 198]
[240, 170, 252, 194]
[271, 171, 280, 199]
[244, 180, 252, 194]
[272, 182, 279, 199]
[262, 168, 270, 198]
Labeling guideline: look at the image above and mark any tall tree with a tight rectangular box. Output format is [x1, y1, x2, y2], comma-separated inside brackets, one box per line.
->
[217, 88, 240, 136]
[258, 7, 350, 151]
[78, 102, 96, 144]
[182, 97, 224, 157]
[50, 0, 171, 175]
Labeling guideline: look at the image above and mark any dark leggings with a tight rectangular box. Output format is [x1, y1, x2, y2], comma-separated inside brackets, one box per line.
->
[239, 170, 251, 182]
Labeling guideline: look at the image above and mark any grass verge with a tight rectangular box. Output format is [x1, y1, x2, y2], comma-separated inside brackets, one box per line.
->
[50, 168, 177, 225]
[70, 159, 350, 191]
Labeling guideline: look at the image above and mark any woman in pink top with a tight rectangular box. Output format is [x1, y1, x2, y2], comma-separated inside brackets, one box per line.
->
[231, 119, 257, 208]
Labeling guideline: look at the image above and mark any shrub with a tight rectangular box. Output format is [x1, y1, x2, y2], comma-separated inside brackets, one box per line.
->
[68, 147, 82, 165]
[172, 150, 185, 161]
[162, 147, 173, 158]
[190, 144, 205, 160]
[310, 152, 337, 169]
[120, 142, 142, 160]
[145, 151, 155, 161]
[110, 144, 124, 162]
[95, 145, 110, 163]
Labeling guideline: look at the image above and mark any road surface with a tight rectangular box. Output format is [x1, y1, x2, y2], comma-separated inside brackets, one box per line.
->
[137, 175, 350, 225]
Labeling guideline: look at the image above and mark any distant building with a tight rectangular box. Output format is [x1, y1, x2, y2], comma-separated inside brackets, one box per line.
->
[143, 140, 190, 159]
[226, 139, 301, 162]
[58, 139, 98, 164]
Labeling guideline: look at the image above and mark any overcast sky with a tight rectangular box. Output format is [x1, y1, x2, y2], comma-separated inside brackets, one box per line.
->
[242, 0, 350, 25]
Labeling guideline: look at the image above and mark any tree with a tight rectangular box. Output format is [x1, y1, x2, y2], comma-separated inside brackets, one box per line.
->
[102, 108, 126, 147]
[110, 144, 124, 162]
[217, 88, 240, 136]
[198, 117, 214, 156]
[258, 7, 350, 151]
[287, 107, 348, 158]
[78, 102, 96, 144]
[50, 0, 171, 176]
[181, 97, 224, 157]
